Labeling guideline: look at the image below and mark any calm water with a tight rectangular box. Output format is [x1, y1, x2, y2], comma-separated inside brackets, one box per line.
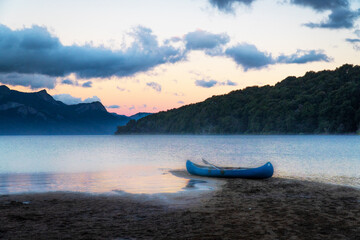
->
[0, 135, 359, 194]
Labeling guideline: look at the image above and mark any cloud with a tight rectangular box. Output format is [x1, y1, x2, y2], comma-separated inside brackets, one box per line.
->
[146, 82, 162, 92]
[209, 0, 351, 13]
[53, 94, 101, 105]
[61, 79, 77, 85]
[83, 96, 101, 103]
[195, 79, 218, 88]
[225, 43, 331, 70]
[224, 80, 237, 86]
[53, 94, 82, 105]
[355, 29, 360, 37]
[195, 79, 238, 88]
[346, 38, 360, 51]
[82, 81, 92, 88]
[225, 43, 274, 70]
[107, 105, 120, 108]
[0, 73, 56, 89]
[304, 7, 360, 29]
[61, 78, 93, 88]
[207, 0, 359, 29]
[290, 0, 360, 29]
[0, 24, 185, 79]
[129, 105, 135, 110]
[164, 36, 182, 44]
[117, 86, 130, 92]
[174, 92, 185, 96]
[184, 30, 229, 52]
[346, 38, 360, 43]
[289, 0, 349, 11]
[177, 101, 185, 104]
[276, 50, 331, 64]
[208, 0, 256, 13]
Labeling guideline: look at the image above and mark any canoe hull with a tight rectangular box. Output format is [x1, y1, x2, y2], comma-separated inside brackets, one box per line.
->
[186, 160, 274, 179]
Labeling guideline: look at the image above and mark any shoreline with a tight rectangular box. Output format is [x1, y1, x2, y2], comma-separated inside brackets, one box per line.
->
[1, 176, 359, 239]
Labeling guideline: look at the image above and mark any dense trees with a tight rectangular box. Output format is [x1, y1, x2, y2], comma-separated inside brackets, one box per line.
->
[116, 64, 360, 134]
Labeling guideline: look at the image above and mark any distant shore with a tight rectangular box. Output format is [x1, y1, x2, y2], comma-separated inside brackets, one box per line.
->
[0, 175, 359, 239]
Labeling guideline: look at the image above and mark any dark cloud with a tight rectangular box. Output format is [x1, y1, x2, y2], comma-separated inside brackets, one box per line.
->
[207, 0, 359, 29]
[225, 44, 331, 70]
[146, 82, 162, 92]
[82, 81, 92, 88]
[0, 73, 56, 89]
[290, 0, 359, 29]
[107, 105, 120, 108]
[276, 50, 331, 64]
[208, 0, 256, 12]
[209, 0, 350, 13]
[224, 80, 237, 86]
[304, 7, 360, 29]
[61, 79, 77, 85]
[52, 94, 101, 105]
[289, 0, 349, 11]
[0, 25, 185, 79]
[225, 44, 274, 71]
[184, 30, 229, 51]
[346, 38, 360, 43]
[195, 79, 218, 88]
[62, 78, 93, 87]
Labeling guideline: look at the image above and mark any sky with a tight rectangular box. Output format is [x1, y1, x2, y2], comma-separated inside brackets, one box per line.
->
[0, 0, 359, 116]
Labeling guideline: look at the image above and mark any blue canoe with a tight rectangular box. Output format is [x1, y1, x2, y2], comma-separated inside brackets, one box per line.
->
[186, 160, 274, 179]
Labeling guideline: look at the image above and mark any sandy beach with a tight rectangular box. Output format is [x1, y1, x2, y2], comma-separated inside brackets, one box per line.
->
[0, 173, 359, 240]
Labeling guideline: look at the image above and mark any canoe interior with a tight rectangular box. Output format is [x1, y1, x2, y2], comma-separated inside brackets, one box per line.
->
[191, 162, 250, 170]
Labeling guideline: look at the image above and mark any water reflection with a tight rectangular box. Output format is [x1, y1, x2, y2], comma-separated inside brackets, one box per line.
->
[183, 179, 207, 189]
[0, 135, 359, 192]
[0, 166, 209, 195]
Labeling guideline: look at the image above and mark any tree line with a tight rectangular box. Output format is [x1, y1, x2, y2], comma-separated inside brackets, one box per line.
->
[116, 64, 360, 134]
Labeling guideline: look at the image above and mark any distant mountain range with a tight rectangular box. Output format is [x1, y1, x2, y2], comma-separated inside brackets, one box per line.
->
[128, 112, 152, 121]
[0, 85, 151, 135]
[116, 64, 360, 134]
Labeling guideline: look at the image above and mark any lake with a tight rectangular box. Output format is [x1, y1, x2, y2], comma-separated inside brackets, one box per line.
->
[0, 135, 359, 195]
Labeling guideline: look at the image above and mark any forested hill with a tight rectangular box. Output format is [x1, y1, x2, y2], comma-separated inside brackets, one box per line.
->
[116, 64, 360, 134]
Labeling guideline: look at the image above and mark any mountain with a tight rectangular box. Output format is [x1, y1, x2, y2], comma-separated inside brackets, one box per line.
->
[129, 112, 152, 121]
[110, 112, 132, 124]
[116, 64, 360, 134]
[0, 86, 127, 135]
[110, 112, 152, 122]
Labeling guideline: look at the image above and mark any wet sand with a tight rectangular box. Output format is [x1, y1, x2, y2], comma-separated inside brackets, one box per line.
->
[0, 173, 359, 240]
